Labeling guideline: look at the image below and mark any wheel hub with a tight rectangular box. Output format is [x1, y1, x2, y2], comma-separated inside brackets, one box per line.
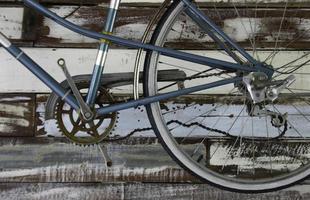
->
[243, 72, 296, 104]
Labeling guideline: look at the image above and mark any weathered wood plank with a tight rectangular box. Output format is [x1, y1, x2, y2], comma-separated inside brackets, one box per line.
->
[1, 0, 310, 7]
[35, 70, 185, 136]
[0, 137, 194, 183]
[0, 182, 309, 200]
[0, 138, 309, 199]
[1, 48, 309, 93]
[0, 94, 35, 136]
[21, 5, 40, 42]
[0, 7, 23, 39]
[35, 6, 310, 49]
[0, 137, 310, 186]
[1, 5, 310, 49]
[0, 48, 139, 93]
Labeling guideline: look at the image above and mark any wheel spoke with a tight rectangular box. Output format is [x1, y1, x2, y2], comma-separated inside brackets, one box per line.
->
[264, 0, 289, 64]
[144, 0, 310, 191]
[70, 123, 80, 136]
[232, 2, 256, 54]
[264, 27, 310, 63]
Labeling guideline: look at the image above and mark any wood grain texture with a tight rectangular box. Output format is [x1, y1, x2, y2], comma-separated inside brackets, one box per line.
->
[0, 138, 309, 199]
[0, 94, 35, 136]
[1, 3, 310, 49]
[0, 182, 310, 200]
[1, 0, 310, 6]
[0, 0, 310, 197]
[35, 6, 310, 49]
[0, 137, 193, 183]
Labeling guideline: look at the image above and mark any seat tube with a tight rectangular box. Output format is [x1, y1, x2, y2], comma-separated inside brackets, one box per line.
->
[86, 0, 121, 105]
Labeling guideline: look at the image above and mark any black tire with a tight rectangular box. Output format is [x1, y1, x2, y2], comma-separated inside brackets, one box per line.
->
[143, 0, 310, 192]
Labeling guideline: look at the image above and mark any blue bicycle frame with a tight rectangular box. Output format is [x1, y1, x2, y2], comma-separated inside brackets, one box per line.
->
[0, 0, 274, 116]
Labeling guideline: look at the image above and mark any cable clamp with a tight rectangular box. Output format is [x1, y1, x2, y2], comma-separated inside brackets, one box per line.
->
[100, 31, 113, 45]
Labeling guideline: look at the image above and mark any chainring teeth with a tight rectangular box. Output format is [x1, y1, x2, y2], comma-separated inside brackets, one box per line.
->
[53, 81, 118, 146]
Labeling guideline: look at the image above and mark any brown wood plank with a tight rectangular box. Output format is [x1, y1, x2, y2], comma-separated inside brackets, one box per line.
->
[0, 182, 309, 200]
[32, 6, 310, 49]
[2, 4, 310, 49]
[1, 0, 310, 7]
[0, 94, 35, 136]
[21, 5, 41, 43]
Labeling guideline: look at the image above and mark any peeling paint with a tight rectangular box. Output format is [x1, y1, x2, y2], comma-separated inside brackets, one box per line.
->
[0, 117, 29, 127]
[0, 103, 29, 117]
[0, 96, 31, 102]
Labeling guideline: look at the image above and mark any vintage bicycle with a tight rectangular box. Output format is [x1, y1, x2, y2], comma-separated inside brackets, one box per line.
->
[0, 0, 310, 192]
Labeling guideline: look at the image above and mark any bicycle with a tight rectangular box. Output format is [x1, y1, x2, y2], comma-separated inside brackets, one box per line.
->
[0, 0, 309, 192]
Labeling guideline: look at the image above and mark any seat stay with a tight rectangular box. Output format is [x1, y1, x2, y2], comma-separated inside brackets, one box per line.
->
[181, 0, 258, 65]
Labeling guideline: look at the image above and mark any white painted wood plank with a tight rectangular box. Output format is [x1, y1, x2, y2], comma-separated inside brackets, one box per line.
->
[0, 8, 23, 39]
[0, 48, 309, 93]
[0, 48, 138, 92]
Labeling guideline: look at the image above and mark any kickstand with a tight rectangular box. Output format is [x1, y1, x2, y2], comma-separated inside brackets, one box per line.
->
[98, 144, 112, 167]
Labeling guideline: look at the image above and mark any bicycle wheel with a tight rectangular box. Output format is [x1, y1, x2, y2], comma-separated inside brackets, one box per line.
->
[144, 0, 310, 192]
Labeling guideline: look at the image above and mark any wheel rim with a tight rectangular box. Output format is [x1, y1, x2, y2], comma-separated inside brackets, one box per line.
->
[145, 1, 310, 191]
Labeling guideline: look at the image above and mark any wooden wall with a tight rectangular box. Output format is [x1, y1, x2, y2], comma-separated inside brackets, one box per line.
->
[1, 0, 310, 199]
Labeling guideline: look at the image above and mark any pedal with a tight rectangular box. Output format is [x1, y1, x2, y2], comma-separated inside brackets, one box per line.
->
[57, 58, 94, 120]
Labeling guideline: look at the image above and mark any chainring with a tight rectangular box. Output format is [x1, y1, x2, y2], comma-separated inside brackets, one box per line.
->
[55, 81, 118, 145]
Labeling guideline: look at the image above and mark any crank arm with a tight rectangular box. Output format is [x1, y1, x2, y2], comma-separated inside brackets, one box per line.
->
[57, 58, 94, 120]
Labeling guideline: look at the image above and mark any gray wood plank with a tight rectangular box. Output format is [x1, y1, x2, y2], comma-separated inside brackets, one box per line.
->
[0, 137, 310, 186]
[0, 137, 194, 183]
[0, 182, 309, 200]
[0, 94, 35, 136]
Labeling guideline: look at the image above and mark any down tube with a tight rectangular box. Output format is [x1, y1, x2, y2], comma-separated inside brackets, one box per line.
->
[0, 35, 79, 110]
[96, 77, 242, 115]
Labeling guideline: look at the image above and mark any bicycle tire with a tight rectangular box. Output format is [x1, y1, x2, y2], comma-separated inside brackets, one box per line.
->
[144, 0, 310, 192]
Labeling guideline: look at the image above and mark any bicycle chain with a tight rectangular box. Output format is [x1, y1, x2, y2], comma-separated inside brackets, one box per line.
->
[114, 70, 288, 141]
[103, 71, 234, 141]
[174, 71, 234, 82]
[167, 119, 287, 141]
[56, 71, 287, 143]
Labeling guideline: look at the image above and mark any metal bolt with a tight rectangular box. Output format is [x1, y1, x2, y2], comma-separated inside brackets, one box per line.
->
[84, 112, 92, 118]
